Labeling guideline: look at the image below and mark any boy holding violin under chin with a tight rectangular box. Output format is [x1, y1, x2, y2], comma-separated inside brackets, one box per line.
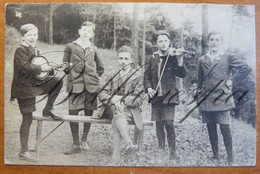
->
[144, 30, 186, 159]
[11, 23, 63, 162]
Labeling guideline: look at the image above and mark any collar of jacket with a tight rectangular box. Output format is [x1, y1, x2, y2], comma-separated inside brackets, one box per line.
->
[206, 50, 224, 61]
[73, 39, 93, 50]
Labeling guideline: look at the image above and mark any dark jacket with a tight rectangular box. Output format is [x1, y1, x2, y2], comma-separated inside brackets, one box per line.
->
[63, 43, 104, 93]
[144, 53, 186, 104]
[11, 45, 44, 99]
[197, 51, 252, 111]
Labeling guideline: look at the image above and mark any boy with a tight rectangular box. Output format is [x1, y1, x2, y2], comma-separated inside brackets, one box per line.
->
[63, 21, 104, 154]
[11, 23, 63, 161]
[144, 30, 186, 159]
[99, 46, 143, 165]
[197, 31, 251, 164]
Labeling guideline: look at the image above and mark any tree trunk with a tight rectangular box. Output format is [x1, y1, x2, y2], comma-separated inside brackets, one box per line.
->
[132, 4, 139, 64]
[141, 22, 146, 69]
[113, 12, 117, 51]
[201, 4, 208, 55]
[48, 4, 53, 44]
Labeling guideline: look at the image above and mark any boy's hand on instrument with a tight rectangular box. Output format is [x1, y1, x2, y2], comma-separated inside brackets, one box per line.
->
[148, 88, 156, 98]
[176, 55, 184, 66]
[169, 48, 183, 56]
[41, 64, 52, 72]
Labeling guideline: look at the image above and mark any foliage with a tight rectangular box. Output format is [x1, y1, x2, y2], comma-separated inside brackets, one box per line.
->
[230, 50, 256, 127]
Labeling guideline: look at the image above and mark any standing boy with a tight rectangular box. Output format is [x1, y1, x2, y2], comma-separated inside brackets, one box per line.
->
[197, 31, 251, 164]
[99, 46, 143, 165]
[144, 30, 186, 159]
[63, 21, 104, 154]
[11, 23, 63, 161]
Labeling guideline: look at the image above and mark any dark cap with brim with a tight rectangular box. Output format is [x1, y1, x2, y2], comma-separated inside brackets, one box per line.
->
[19, 24, 38, 35]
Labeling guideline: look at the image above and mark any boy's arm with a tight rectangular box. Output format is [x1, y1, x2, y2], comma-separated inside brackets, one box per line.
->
[228, 52, 252, 81]
[94, 47, 104, 77]
[144, 55, 153, 92]
[63, 44, 71, 73]
[174, 56, 186, 78]
[98, 75, 114, 105]
[14, 47, 41, 75]
[197, 58, 204, 91]
[123, 70, 144, 107]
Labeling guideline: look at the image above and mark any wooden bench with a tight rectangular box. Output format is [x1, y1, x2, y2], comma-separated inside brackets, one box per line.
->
[32, 113, 153, 158]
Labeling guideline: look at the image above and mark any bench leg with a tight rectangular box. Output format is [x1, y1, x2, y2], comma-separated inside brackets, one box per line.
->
[35, 120, 42, 158]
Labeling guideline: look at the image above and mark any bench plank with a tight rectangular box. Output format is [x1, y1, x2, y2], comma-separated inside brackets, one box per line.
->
[32, 113, 153, 126]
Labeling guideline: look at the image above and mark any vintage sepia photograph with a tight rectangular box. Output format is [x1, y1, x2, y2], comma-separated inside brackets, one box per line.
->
[4, 2, 256, 167]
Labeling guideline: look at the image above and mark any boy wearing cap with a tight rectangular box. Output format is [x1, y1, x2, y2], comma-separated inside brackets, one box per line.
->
[11, 23, 63, 161]
[63, 21, 104, 154]
[99, 46, 143, 165]
[144, 30, 186, 159]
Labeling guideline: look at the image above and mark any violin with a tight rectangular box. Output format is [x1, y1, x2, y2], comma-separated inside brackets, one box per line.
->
[169, 48, 196, 57]
[151, 46, 196, 57]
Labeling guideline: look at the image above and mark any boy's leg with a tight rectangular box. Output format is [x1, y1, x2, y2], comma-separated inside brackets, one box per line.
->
[164, 120, 176, 158]
[42, 77, 63, 116]
[133, 126, 139, 145]
[113, 113, 132, 146]
[81, 109, 93, 142]
[81, 109, 93, 150]
[220, 124, 233, 163]
[20, 112, 33, 153]
[111, 125, 122, 161]
[69, 110, 80, 145]
[64, 110, 81, 155]
[207, 123, 219, 159]
[18, 112, 38, 162]
[156, 121, 165, 149]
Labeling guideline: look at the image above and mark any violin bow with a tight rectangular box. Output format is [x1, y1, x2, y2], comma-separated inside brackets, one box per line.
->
[155, 43, 174, 92]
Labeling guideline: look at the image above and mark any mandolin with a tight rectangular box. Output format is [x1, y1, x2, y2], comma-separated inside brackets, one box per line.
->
[31, 56, 72, 80]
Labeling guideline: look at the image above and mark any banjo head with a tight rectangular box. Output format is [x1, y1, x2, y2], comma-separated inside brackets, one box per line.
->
[31, 56, 50, 80]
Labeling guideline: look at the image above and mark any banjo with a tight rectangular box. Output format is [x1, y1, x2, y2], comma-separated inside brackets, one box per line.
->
[31, 56, 72, 80]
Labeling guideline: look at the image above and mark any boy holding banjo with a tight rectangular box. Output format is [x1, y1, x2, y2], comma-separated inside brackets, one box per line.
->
[11, 23, 63, 161]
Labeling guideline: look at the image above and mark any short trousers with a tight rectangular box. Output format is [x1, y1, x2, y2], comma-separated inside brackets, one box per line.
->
[17, 98, 36, 115]
[68, 91, 97, 110]
[200, 110, 231, 124]
[151, 97, 175, 121]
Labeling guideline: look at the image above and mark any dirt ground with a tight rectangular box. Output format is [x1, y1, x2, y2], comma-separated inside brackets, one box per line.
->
[4, 42, 256, 167]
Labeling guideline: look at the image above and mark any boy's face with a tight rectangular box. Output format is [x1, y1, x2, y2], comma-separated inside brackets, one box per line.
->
[79, 25, 94, 40]
[208, 34, 222, 53]
[117, 52, 133, 70]
[156, 35, 170, 51]
[22, 29, 38, 47]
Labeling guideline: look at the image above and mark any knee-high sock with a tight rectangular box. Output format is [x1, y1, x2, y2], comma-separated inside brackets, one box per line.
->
[156, 121, 165, 148]
[220, 124, 233, 160]
[164, 120, 175, 151]
[20, 113, 33, 152]
[207, 123, 219, 158]
[69, 110, 80, 146]
[81, 109, 93, 142]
